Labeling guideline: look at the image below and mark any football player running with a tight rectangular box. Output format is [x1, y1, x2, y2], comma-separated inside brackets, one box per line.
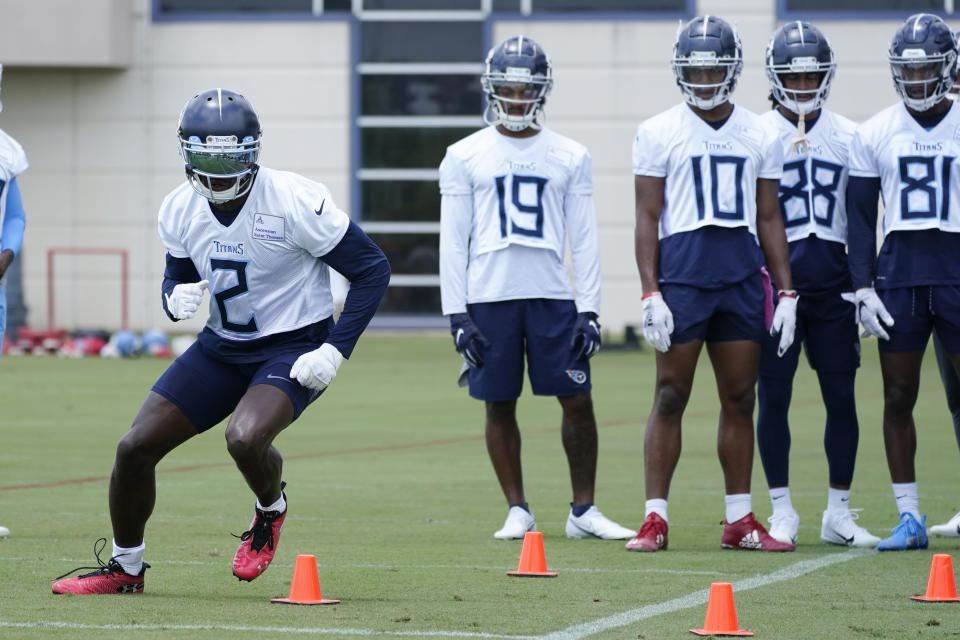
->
[755, 22, 881, 548]
[627, 15, 796, 552]
[846, 14, 960, 550]
[439, 36, 634, 541]
[52, 89, 390, 594]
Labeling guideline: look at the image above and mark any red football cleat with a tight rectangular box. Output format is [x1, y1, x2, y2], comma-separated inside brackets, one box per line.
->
[232, 484, 287, 581]
[625, 512, 668, 552]
[721, 512, 795, 551]
[52, 539, 149, 595]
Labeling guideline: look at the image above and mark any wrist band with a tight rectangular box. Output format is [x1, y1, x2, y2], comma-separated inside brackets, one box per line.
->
[777, 289, 798, 299]
[641, 290, 661, 300]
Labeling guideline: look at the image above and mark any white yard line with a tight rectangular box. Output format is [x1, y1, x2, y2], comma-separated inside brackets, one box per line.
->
[541, 548, 876, 640]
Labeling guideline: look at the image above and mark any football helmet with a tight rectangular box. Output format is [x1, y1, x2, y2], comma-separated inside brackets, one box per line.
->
[765, 21, 836, 115]
[950, 31, 960, 101]
[888, 14, 957, 113]
[672, 15, 743, 110]
[177, 88, 262, 203]
[481, 35, 553, 132]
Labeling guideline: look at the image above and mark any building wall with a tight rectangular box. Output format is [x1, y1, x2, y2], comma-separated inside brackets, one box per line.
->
[1, 1, 911, 334]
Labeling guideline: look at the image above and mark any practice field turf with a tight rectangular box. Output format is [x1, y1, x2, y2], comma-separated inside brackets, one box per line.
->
[1, 334, 960, 639]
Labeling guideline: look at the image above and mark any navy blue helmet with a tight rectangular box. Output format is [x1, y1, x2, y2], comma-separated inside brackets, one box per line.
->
[481, 35, 553, 131]
[765, 21, 836, 115]
[178, 88, 262, 203]
[672, 15, 743, 109]
[888, 14, 957, 112]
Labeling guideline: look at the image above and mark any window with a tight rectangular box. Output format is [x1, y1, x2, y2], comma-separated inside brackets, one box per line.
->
[157, 0, 351, 14]
[362, 74, 482, 117]
[780, 0, 948, 16]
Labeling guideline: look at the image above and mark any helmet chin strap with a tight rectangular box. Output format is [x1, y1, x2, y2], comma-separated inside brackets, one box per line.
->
[791, 108, 808, 154]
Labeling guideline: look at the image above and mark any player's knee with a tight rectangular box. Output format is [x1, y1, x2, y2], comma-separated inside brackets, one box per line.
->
[653, 384, 690, 417]
[722, 386, 756, 419]
[225, 428, 263, 463]
[883, 382, 917, 416]
[559, 392, 593, 420]
[114, 431, 157, 470]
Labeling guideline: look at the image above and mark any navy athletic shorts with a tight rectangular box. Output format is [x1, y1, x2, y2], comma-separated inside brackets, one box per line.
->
[879, 285, 960, 353]
[152, 341, 323, 433]
[463, 298, 591, 402]
[663, 273, 765, 345]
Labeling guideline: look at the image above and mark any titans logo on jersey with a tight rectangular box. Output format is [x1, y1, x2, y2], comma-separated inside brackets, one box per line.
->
[158, 167, 350, 341]
[633, 103, 783, 240]
[849, 102, 960, 236]
[762, 109, 854, 245]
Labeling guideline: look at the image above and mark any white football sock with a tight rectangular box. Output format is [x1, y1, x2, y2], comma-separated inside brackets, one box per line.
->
[769, 487, 794, 514]
[725, 493, 752, 523]
[645, 499, 668, 523]
[112, 540, 145, 576]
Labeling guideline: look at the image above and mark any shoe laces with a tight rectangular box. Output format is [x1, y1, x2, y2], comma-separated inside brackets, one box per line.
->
[639, 514, 665, 537]
[53, 537, 130, 581]
[235, 508, 281, 553]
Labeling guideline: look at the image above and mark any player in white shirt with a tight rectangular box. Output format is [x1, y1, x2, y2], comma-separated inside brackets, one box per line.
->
[627, 15, 797, 553]
[0, 67, 27, 544]
[847, 14, 960, 550]
[52, 89, 390, 594]
[755, 22, 881, 549]
[439, 35, 633, 542]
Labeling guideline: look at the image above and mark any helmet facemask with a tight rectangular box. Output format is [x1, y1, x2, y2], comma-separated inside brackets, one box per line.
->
[672, 18, 743, 111]
[481, 35, 553, 132]
[179, 134, 260, 203]
[767, 58, 835, 116]
[890, 51, 957, 112]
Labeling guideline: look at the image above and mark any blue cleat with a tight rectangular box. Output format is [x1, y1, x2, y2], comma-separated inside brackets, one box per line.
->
[877, 513, 928, 551]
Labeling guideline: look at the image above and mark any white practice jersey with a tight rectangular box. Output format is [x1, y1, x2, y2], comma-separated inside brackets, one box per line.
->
[439, 125, 601, 313]
[761, 108, 855, 244]
[158, 167, 350, 341]
[633, 103, 783, 239]
[0, 129, 27, 237]
[849, 101, 960, 237]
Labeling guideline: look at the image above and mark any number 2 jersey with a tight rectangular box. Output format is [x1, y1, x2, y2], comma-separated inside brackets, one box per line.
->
[632, 103, 783, 288]
[761, 107, 855, 292]
[848, 101, 960, 288]
[438, 125, 600, 315]
[158, 167, 350, 342]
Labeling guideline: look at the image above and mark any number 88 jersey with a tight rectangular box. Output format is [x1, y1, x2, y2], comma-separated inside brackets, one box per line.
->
[849, 102, 960, 237]
[761, 108, 855, 245]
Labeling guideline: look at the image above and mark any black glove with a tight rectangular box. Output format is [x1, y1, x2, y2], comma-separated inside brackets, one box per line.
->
[450, 313, 490, 368]
[571, 311, 601, 361]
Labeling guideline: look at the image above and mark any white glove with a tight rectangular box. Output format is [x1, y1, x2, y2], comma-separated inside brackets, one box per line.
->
[843, 287, 894, 340]
[290, 343, 344, 391]
[770, 294, 798, 357]
[641, 292, 674, 353]
[164, 279, 209, 320]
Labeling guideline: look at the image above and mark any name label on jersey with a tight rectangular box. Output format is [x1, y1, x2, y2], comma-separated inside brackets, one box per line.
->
[252, 213, 284, 242]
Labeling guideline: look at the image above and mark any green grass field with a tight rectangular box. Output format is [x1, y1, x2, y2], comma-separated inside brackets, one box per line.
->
[2, 334, 960, 639]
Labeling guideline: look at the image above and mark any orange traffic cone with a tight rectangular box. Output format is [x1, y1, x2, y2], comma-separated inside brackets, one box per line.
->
[911, 554, 960, 603]
[271, 554, 340, 605]
[507, 531, 558, 578]
[690, 582, 753, 636]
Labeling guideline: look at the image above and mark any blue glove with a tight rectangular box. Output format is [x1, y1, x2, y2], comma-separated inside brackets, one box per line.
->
[571, 311, 601, 360]
[449, 313, 490, 368]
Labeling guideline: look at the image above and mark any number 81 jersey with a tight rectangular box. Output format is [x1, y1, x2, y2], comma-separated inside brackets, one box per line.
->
[849, 102, 960, 237]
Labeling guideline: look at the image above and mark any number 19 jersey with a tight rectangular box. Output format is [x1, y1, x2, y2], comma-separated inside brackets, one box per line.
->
[439, 125, 598, 308]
